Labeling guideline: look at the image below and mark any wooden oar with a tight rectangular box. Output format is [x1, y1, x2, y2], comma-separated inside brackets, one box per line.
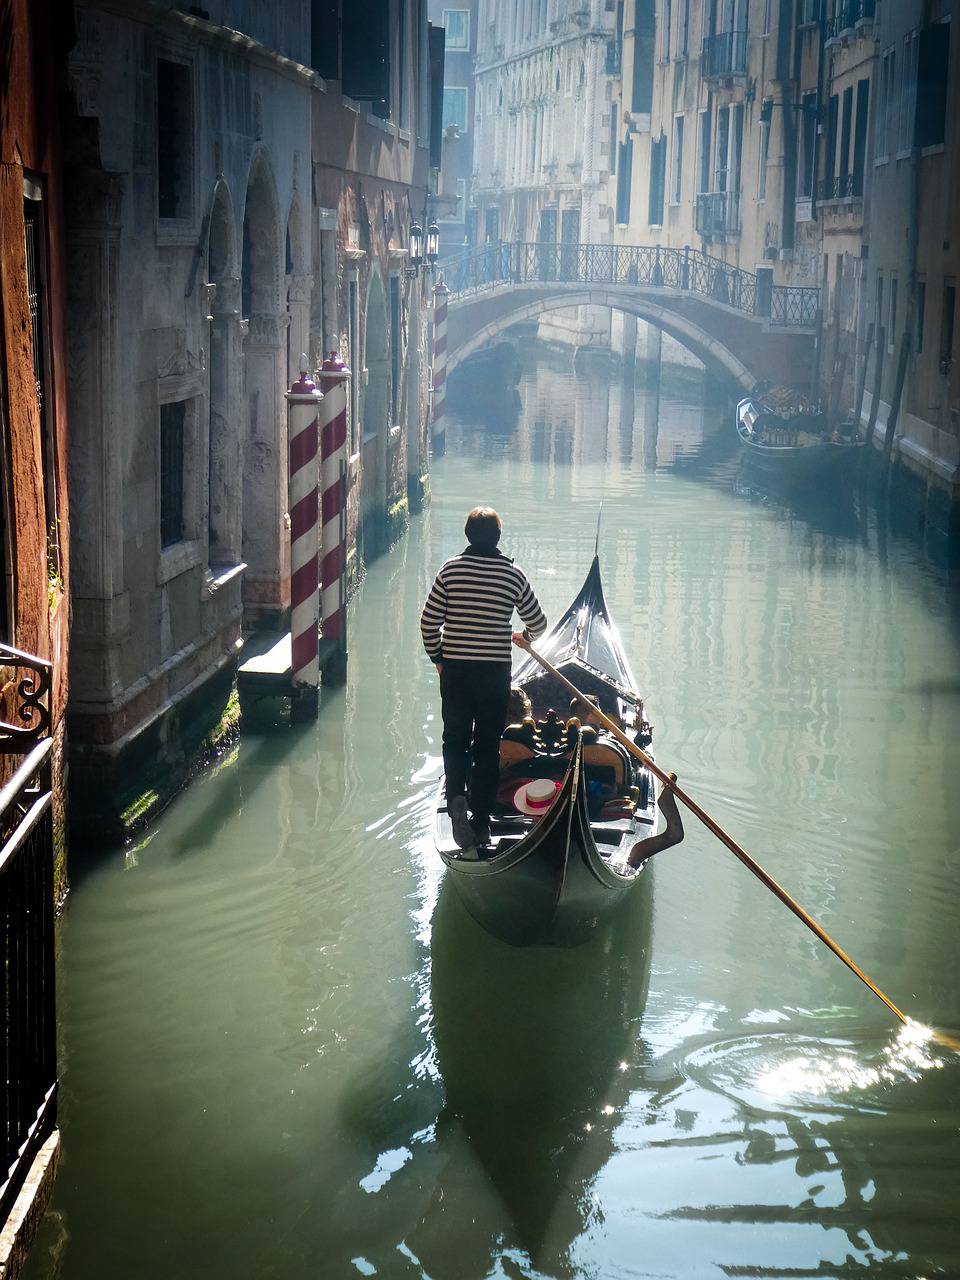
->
[515, 636, 960, 1053]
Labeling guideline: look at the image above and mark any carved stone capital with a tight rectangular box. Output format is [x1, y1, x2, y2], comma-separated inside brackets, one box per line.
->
[286, 273, 313, 305]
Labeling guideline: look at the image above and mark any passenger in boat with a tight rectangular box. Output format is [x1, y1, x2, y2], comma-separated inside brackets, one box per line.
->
[569, 693, 624, 732]
[507, 685, 533, 726]
[420, 507, 547, 851]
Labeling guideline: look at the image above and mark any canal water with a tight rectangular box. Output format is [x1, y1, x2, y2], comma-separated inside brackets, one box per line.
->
[28, 346, 960, 1279]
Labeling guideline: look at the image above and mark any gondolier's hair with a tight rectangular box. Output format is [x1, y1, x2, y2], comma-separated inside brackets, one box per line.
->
[465, 507, 502, 547]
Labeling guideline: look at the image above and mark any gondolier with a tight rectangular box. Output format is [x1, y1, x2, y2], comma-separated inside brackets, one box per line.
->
[421, 507, 547, 850]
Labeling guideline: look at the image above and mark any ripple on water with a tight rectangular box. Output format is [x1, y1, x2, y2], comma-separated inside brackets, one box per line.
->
[680, 1021, 947, 1116]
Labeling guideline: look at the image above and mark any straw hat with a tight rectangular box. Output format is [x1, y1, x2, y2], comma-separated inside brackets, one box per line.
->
[513, 778, 561, 817]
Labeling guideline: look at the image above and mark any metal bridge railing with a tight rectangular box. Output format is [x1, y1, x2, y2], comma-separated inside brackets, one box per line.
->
[438, 241, 820, 328]
[1, 646, 57, 1228]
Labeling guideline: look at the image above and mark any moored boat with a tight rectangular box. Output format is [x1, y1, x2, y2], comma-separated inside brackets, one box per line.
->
[736, 394, 863, 483]
[433, 554, 671, 947]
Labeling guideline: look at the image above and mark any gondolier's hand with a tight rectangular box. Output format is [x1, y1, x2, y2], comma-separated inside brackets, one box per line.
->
[435, 661, 443, 675]
[512, 631, 531, 650]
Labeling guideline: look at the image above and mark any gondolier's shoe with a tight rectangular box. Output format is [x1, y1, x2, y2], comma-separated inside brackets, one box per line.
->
[449, 795, 475, 850]
[471, 816, 491, 848]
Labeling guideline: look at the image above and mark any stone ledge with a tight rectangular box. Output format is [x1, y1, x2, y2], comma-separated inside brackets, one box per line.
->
[0, 1131, 60, 1280]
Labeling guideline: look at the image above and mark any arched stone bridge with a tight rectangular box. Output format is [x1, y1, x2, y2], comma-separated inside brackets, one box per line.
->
[439, 243, 820, 392]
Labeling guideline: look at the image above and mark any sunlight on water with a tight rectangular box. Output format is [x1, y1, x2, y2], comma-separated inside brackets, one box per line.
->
[752, 1022, 946, 1101]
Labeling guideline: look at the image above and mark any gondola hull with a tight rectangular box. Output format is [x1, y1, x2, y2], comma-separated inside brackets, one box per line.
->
[736, 396, 863, 483]
[436, 742, 649, 947]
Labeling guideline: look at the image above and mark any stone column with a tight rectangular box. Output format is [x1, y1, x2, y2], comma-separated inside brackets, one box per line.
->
[243, 310, 290, 623]
[286, 273, 313, 386]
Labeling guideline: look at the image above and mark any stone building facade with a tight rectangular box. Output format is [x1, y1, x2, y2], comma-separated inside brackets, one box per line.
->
[858, 0, 958, 544]
[430, 0, 482, 255]
[471, 0, 618, 351]
[607, 0, 821, 295]
[64, 0, 437, 837]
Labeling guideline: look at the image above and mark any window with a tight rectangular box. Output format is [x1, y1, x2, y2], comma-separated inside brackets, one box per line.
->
[678, 0, 689, 55]
[343, 0, 392, 118]
[875, 47, 896, 160]
[442, 87, 468, 131]
[940, 283, 956, 373]
[609, 103, 619, 176]
[915, 23, 949, 149]
[698, 106, 712, 193]
[23, 185, 58, 577]
[852, 77, 869, 194]
[875, 274, 884, 338]
[888, 276, 898, 346]
[159, 401, 186, 547]
[648, 134, 666, 224]
[916, 280, 926, 354]
[839, 86, 853, 186]
[798, 91, 817, 197]
[390, 275, 401, 424]
[715, 104, 730, 191]
[763, 0, 772, 34]
[157, 58, 192, 219]
[631, 0, 654, 113]
[662, 0, 672, 59]
[616, 136, 633, 223]
[757, 111, 770, 199]
[898, 30, 918, 153]
[824, 94, 839, 191]
[443, 9, 470, 49]
[671, 115, 684, 204]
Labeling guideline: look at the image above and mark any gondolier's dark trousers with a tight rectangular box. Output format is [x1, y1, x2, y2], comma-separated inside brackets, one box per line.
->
[439, 659, 511, 822]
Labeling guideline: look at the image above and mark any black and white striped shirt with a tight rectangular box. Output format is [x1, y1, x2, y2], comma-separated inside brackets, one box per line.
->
[420, 546, 547, 664]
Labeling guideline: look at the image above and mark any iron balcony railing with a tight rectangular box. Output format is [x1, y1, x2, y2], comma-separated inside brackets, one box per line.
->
[438, 241, 820, 327]
[695, 190, 741, 238]
[827, 0, 875, 39]
[701, 30, 748, 78]
[1, 645, 56, 1227]
[817, 172, 864, 200]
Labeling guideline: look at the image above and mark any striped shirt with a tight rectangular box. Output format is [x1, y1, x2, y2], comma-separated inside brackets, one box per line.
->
[420, 546, 547, 664]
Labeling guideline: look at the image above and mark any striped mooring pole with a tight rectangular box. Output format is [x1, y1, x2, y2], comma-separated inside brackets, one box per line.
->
[287, 355, 324, 722]
[431, 276, 449, 458]
[318, 351, 351, 683]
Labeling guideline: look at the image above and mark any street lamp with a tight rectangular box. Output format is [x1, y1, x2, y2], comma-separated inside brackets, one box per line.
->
[425, 221, 440, 268]
[409, 221, 424, 269]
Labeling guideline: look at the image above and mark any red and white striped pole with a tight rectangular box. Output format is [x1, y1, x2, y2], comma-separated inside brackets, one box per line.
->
[431, 276, 449, 458]
[318, 351, 351, 682]
[286, 356, 323, 721]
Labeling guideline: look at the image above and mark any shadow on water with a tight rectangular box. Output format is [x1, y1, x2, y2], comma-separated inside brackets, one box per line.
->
[413, 875, 653, 1277]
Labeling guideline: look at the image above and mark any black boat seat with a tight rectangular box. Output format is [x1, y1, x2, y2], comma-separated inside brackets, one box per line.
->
[583, 740, 630, 789]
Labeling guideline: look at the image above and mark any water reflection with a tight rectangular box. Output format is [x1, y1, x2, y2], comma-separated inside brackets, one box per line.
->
[419, 876, 652, 1277]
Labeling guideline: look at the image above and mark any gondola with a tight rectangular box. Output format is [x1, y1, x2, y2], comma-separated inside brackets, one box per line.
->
[433, 554, 665, 947]
[736, 394, 863, 483]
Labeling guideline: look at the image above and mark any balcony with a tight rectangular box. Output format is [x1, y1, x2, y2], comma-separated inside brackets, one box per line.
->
[817, 172, 864, 201]
[827, 0, 875, 40]
[701, 30, 748, 79]
[695, 190, 741, 238]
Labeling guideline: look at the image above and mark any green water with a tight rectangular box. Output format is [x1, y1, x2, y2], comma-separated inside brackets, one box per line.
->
[28, 354, 960, 1279]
